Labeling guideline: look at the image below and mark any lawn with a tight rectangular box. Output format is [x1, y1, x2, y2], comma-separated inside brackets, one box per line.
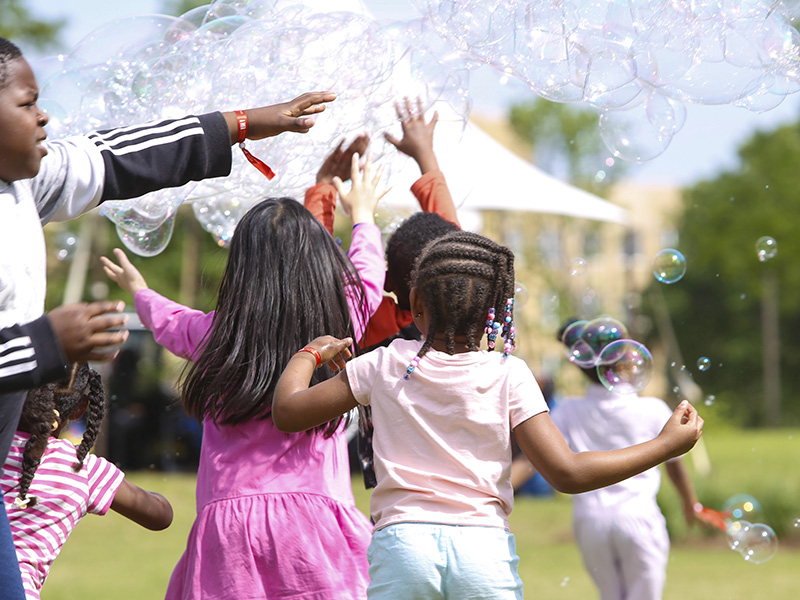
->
[43, 428, 800, 599]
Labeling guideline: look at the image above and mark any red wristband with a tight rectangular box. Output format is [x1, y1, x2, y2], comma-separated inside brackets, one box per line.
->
[233, 109, 276, 180]
[295, 346, 322, 367]
[234, 110, 248, 144]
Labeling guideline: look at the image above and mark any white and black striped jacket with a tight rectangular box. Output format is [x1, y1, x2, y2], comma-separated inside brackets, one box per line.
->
[0, 111, 231, 394]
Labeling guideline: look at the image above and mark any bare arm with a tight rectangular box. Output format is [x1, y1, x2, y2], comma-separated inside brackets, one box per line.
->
[109, 478, 173, 531]
[665, 458, 701, 526]
[514, 400, 704, 495]
[47, 301, 129, 363]
[221, 91, 336, 142]
[272, 336, 359, 432]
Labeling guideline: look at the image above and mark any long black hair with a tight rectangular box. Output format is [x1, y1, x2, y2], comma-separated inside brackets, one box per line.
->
[15, 363, 106, 509]
[181, 197, 367, 435]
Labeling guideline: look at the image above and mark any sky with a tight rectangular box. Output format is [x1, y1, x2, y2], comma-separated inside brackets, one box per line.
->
[22, 0, 800, 187]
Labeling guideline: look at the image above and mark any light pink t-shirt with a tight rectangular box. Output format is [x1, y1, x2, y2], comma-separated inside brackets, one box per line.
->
[346, 339, 548, 531]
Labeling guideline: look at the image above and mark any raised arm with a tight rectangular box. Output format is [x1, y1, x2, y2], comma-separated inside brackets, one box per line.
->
[110, 478, 174, 531]
[221, 91, 336, 141]
[385, 97, 459, 225]
[514, 400, 704, 495]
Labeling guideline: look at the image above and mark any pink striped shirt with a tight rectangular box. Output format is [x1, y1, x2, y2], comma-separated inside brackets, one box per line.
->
[1, 432, 124, 599]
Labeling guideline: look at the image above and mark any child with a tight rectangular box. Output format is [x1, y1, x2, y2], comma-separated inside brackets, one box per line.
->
[304, 98, 461, 487]
[101, 158, 387, 599]
[513, 319, 703, 600]
[0, 34, 333, 596]
[1, 363, 173, 599]
[272, 231, 704, 600]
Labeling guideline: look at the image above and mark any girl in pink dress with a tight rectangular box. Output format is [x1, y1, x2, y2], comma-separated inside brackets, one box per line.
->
[102, 160, 386, 600]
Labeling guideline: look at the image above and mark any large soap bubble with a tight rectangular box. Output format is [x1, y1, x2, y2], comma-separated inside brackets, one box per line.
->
[413, 0, 800, 161]
[33, 1, 471, 255]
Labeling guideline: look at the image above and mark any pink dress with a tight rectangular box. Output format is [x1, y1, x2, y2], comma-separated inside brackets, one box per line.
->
[136, 224, 384, 600]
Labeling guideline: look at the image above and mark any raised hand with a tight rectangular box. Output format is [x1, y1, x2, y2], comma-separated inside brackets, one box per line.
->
[101, 248, 149, 297]
[333, 152, 389, 225]
[47, 301, 129, 363]
[316, 134, 370, 185]
[384, 96, 440, 173]
[225, 91, 337, 141]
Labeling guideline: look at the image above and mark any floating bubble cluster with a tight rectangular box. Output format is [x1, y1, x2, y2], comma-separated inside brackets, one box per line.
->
[560, 316, 653, 392]
[33, 1, 471, 255]
[413, 0, 800, 162]
[721, 494, 778, 564]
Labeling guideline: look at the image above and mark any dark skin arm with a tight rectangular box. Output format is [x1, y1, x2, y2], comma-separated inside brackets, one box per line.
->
[221, 91, 337, 143]
[110, 478, 173, 531]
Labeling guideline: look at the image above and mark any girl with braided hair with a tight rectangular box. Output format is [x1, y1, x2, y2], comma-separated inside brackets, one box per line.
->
[273, 230, 704, 600]
[1, 363, 173, 599]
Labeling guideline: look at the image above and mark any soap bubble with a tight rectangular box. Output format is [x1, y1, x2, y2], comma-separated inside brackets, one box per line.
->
[412, 0, 800, 160]
[726, 520, 752, 552]
[513, 281, 529, 309]
[697, 357, 711, 372]
[756, 236, 778, 262]
[723, 494, 762, 524]
[652, 249, 687, 284]
[33, 2, 471, 255]
[581, 316, 628, 357]
[596, 339, 653, 394]
[55, 231, 78, 261]
[569, 257, 587, 276]
[561, 320, 596, 368]
[741, 523, 778, 564]
[115, 214, 176, 257]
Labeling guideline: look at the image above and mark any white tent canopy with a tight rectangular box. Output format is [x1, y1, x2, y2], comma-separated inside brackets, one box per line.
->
[382, 118, 629, 225]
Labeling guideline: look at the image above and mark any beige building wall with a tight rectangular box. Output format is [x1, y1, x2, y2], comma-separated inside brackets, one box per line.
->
[472, 116, 684, 399]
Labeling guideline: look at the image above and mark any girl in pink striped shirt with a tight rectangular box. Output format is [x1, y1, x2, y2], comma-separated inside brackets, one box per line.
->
[1, 363, 173, 599]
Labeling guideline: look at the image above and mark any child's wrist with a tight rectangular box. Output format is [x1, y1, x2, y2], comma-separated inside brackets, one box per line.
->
[294, 346, 322, 367]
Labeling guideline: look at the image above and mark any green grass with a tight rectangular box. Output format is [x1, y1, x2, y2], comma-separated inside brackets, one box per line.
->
[44, 428, 800, 599]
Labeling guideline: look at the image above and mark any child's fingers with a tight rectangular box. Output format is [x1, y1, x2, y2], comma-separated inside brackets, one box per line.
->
[403, 96, 413, 118]
[384, 132, 400, 148]
[332, 176, 346, 197]
[362, 153, 373, 181]
[430, 110, 439, 127]
[416, 96, 425, 117]
[349, 152, 361, 182]
[371, 163, 385, 188]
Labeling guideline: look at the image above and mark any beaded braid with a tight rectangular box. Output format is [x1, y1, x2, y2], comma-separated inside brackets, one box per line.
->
[15, 363, 107, 509]
[404, 231, 517, 379]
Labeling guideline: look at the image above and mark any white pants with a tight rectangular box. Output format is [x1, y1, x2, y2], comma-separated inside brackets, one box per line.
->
[573, 509, 669, 600]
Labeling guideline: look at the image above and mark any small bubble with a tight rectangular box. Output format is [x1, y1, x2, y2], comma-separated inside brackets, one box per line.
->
[570, 257, 587, 276]
[560, 577, 570, 587]
[756, 236, 777, 262]
[697, 357, 711, 372]
[704, 394, 716, 406]
[594, 170, 606, 182]
[652, 248, 686, 284]
[605, 157, 615, 167]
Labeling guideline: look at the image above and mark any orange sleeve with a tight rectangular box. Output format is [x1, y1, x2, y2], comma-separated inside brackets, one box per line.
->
[361, 297, 415, 348]
[409, 169, 460, 228]
[303, 183, 337, 235]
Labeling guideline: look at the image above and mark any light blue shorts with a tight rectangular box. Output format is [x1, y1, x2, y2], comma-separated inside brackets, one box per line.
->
[367, 522, 524, 600]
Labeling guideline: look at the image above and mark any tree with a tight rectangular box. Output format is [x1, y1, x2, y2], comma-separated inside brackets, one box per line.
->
[509, 97, 628, 195]
[643, 123, 800, 427]
[0, 0, 64, 50]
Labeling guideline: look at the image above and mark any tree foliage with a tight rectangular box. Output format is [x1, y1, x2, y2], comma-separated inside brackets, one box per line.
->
[0, 0, 64, 50]
[509, 97, 627, 195]
[643, 122, 800, 427]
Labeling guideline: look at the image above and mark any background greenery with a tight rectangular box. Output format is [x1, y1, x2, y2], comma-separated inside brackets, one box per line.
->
[44, 428, 800, 599]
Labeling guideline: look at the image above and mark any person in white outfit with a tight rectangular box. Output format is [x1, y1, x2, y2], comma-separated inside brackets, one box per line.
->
[512, 319, 702, 600]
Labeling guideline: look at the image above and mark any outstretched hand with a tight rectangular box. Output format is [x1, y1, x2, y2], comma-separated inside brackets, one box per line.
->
[658, 400, 704, 459]
[316, 134, 370, 185]
[225, 91, 337, 142]
[384, 96, 440, 173]
[47, 301, 129, 363]
[333, 152, 390, 225]
[101, 248, 149, 297]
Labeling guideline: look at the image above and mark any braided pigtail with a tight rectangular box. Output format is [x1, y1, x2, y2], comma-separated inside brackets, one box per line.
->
[74, 367, 106, 471]
[15, 386, 59, 509]
[404, 231, 517, 379]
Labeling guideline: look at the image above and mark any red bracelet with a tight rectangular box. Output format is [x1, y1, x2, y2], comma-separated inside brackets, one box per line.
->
[295, 346, 322, 367]
[233, 110, 276, 180]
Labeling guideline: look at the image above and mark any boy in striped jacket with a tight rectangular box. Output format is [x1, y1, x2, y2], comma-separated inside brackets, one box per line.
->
[0, 35, 335, 598]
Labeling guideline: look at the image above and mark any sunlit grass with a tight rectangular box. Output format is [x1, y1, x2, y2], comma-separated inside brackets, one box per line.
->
[44, 429, 799, 599]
